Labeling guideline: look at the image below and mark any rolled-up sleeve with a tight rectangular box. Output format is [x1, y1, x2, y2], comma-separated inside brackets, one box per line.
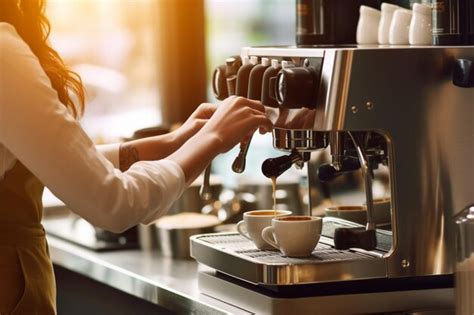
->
[96, 143, 120, 169]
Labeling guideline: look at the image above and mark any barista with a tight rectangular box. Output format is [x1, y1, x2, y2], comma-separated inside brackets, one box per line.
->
[0, 1, 272, 313]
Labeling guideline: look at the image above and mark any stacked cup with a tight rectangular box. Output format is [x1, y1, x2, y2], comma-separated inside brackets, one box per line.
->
[378, 3, 401, 44]
[356, 3, 432, 46]
[389, 8, 413, 44]
[409, 3, 432, 45]
[356, 6, 381, 45]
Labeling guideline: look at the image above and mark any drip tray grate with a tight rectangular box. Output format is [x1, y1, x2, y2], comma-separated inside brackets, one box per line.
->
[197, 233, 374, 265]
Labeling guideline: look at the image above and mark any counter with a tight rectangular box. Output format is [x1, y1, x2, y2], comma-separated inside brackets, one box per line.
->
[47, 236, 246, 314]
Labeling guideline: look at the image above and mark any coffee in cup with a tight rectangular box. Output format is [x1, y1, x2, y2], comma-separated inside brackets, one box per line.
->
[236, 210, 291, 250]
[261, 216, 322, 257]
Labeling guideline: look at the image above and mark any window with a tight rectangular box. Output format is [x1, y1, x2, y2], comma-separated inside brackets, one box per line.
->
[47, 0, 161, 142]
[46, 0, 298, 186]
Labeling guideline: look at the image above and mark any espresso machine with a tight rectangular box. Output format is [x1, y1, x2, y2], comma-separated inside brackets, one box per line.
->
[191, 44, 474, 313]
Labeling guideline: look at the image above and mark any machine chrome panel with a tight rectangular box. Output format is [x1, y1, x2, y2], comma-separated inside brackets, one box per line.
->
[240, 45, 474, 280]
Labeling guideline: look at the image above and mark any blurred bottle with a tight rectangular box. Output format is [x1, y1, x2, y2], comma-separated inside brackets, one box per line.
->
[296, 0, 362, 45]
[432, 0, 474, 45]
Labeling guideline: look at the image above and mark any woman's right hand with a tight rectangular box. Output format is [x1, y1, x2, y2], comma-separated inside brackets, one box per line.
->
[198, 96, 273, 153]
[168, 96, 273, 185]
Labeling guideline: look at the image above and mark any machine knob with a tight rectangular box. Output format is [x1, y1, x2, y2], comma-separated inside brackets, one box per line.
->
[262, 60, 281, 107]
[453, 59, 474, 88]
[212, 64, 228, 100]
[235, 56, 255, 97]
[225, 56, 242, 96]
[275, 66, 318, 108]
[248, 58, 270, 100]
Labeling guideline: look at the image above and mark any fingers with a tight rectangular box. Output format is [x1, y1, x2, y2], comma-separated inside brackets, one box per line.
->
[255, 116, 273, 133]
[227, 96, 266, 114]
[193, 118, 207, 128]
[198, 103, 218, 119]
[259, 127, 271, 134]
[243, 106, 273, 134]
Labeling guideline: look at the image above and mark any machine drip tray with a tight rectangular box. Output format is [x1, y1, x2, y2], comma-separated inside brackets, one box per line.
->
[200, 233, 373, 264]
[191, 231, 390, 285]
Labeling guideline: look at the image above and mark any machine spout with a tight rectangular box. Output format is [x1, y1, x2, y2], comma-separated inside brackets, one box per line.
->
[261, 151, 304, 178]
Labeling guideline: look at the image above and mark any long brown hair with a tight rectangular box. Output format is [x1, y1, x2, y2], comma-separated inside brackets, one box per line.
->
[0, 0, 85, 118]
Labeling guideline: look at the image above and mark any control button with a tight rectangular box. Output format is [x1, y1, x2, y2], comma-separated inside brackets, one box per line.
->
[453, 59, 474, 88]
[248, 58, 271, 100]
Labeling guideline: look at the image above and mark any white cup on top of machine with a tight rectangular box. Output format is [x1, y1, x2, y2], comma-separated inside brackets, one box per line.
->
[389, 8, 413, 45]
[378, 3, 402, 44]
[409, 3, 432, 45]
[356, 5, 381, 45]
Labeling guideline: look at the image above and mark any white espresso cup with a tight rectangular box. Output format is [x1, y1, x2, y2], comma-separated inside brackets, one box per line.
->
[378, 3, 402, 44]
[409, 3, 432, 45]
[389, 8, 413, 45]
[236, 210, 291, 250]
[356, 5, 381, 45]
[261, 216, 322, 257]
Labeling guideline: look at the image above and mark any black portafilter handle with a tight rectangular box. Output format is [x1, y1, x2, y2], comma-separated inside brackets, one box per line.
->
[334, 227, 377, 251]
[317, 157, 361, 182]
[262, 152, 302, 178]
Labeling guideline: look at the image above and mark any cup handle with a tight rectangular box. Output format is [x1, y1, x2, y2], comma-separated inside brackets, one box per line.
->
[236, 221, 252, 241]
[261, 226, 279, 250]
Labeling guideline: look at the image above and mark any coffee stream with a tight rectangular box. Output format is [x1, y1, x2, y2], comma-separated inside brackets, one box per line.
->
[271, 176, 277, 216]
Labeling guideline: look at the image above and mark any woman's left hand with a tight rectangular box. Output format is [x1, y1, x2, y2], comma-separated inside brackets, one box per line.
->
[118, 103, 218, 171]
[172, 103, 218, 145]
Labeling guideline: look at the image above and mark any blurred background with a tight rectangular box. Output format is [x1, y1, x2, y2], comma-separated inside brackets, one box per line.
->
[46, 0, 296, 187]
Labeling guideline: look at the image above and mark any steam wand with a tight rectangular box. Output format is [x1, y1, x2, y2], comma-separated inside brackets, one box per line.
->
[333, 132, 377, 251]
[232, 137, 253, 173]
[199, 165, 212, 201]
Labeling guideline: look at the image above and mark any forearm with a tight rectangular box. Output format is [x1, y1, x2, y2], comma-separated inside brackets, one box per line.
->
[119, 132, 181, 171]
[167, 132, 222, 186]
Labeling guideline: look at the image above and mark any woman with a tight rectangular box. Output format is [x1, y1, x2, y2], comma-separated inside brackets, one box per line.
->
[0, 1, 272, 313]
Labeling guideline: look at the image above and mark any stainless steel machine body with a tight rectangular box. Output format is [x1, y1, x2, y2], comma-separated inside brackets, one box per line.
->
[192, 46, 474, 290]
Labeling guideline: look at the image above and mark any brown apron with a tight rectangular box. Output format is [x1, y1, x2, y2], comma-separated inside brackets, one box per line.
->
[0, 162, 56, 314]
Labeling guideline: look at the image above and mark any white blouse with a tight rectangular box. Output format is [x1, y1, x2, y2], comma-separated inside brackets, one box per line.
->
[0, 23, 185, 232]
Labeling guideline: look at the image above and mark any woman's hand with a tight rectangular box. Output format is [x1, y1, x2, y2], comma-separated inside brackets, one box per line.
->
[168, 96, 273, 184]
[118, 103, 218, 171]
[171, 103, 218, 145]
[197, 96, 273, 153]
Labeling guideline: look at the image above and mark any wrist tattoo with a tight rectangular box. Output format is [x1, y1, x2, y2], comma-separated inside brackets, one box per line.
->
[119, 143, 140, 171]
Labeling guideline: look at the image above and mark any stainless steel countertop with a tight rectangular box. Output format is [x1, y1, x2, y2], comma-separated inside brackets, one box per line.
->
[47, 236, 246, 314]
